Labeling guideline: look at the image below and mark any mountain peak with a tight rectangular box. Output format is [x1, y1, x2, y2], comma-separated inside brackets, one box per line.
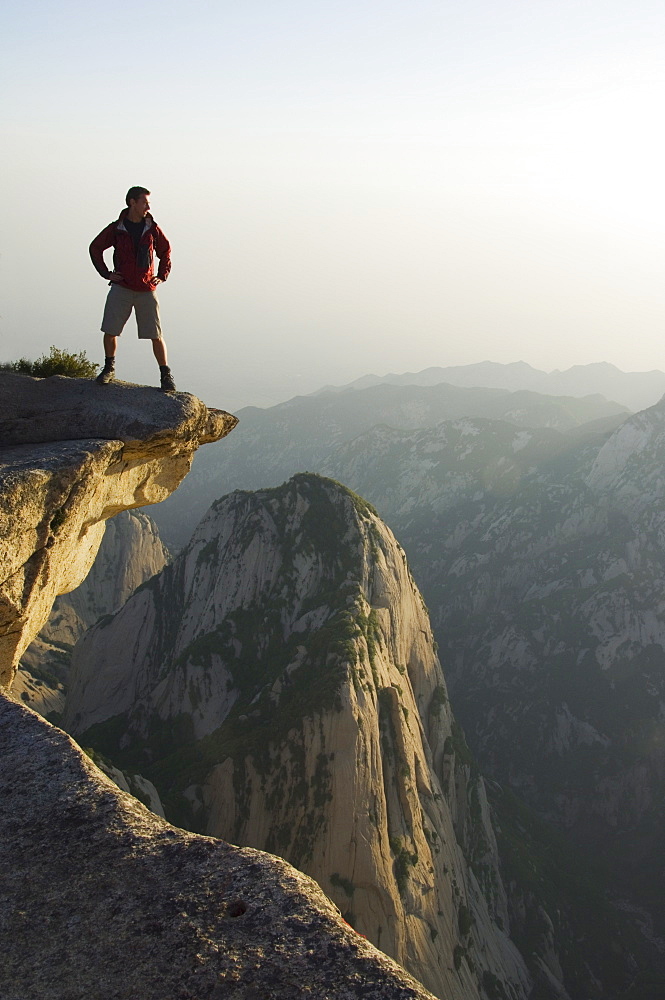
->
[67, 474, 531, 999]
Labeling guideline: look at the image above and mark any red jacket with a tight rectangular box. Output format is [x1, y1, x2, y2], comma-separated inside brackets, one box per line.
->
[89, 210, 171, 292]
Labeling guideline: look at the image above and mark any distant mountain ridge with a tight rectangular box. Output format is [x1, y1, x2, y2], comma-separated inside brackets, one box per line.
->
[317, 361, 665, 413]
[147, 380, 627, 551]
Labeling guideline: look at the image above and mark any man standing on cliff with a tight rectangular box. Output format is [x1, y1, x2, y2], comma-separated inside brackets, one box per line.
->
[89, 186, 176, 392]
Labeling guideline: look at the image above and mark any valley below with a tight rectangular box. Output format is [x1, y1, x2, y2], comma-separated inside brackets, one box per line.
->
[7, 363, 665, 1000]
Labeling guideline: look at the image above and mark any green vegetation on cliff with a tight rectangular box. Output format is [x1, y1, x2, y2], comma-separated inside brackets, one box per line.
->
[1, 345, 98, 378]
[78, 475, 392, 837]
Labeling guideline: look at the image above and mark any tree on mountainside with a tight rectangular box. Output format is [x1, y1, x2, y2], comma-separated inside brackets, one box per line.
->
[0, 345, 97, 378]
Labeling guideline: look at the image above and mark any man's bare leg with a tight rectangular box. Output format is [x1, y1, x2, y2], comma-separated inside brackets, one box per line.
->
[152, 337, 167, 366]
[103, 334, 117, 358]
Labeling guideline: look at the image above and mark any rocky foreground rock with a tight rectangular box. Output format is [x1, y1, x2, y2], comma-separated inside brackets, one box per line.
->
[0, 373, 236, 688]
[0, 694, 436, 1000]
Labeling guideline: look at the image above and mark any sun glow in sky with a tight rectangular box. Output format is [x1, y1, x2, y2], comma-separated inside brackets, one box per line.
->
[2, 0, 665, 408]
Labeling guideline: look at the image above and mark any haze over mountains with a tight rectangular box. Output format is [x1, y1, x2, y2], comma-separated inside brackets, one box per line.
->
[321, 361, 665, 413]
[148, 371, 629, 551]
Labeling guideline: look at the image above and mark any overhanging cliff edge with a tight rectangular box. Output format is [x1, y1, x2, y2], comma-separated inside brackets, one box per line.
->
[0, 372, 237, 688]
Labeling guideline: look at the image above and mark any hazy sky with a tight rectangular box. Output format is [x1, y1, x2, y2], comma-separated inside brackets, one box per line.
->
[2, 0, 665, 409]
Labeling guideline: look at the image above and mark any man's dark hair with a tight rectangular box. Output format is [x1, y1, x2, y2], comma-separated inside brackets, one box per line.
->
[126, 186, 150, 206]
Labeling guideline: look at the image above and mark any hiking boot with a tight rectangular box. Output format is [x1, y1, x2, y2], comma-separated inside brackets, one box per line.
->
[96, 362, 115, 385]
[160, 367, 176, 392]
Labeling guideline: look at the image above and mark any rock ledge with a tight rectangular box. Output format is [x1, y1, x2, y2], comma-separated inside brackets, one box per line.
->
[0, 373, 237, 687]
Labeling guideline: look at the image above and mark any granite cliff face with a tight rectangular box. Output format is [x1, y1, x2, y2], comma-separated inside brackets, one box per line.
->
[316, 397, 665, 988]
[53, 508, 170, 629]
[15, 509, 170, 718]
[0, 372, 235, 689]
[67, 474, 532, 1000]
[397, 404, 665, 864]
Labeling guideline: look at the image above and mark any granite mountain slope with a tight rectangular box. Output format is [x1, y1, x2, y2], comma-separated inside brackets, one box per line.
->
[320, 417, 603, 527]
[317, 396, 665, 967]
[401, 403, 665, 869]
[66, 474, 534, 1000]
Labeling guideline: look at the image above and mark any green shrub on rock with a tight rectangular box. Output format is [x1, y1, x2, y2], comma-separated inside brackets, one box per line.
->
[1, 345, 97, 378]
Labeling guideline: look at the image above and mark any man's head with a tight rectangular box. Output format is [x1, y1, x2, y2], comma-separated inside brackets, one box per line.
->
[126, 187, 151, 222]
[126, 186, 150, 208]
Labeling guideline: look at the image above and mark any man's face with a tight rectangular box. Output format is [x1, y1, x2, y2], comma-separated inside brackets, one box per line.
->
[130, 193, 150, 217]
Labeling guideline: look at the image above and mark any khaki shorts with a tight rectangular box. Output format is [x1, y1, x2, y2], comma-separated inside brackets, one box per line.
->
[101, 285, 162, 339]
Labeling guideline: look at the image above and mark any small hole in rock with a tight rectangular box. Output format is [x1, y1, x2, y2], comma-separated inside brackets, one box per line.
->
[228, 899, 247, 918]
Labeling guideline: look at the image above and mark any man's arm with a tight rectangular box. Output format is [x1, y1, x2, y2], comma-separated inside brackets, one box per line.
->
[89, 223, 116, 280]
[154, 226, 172, 283]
